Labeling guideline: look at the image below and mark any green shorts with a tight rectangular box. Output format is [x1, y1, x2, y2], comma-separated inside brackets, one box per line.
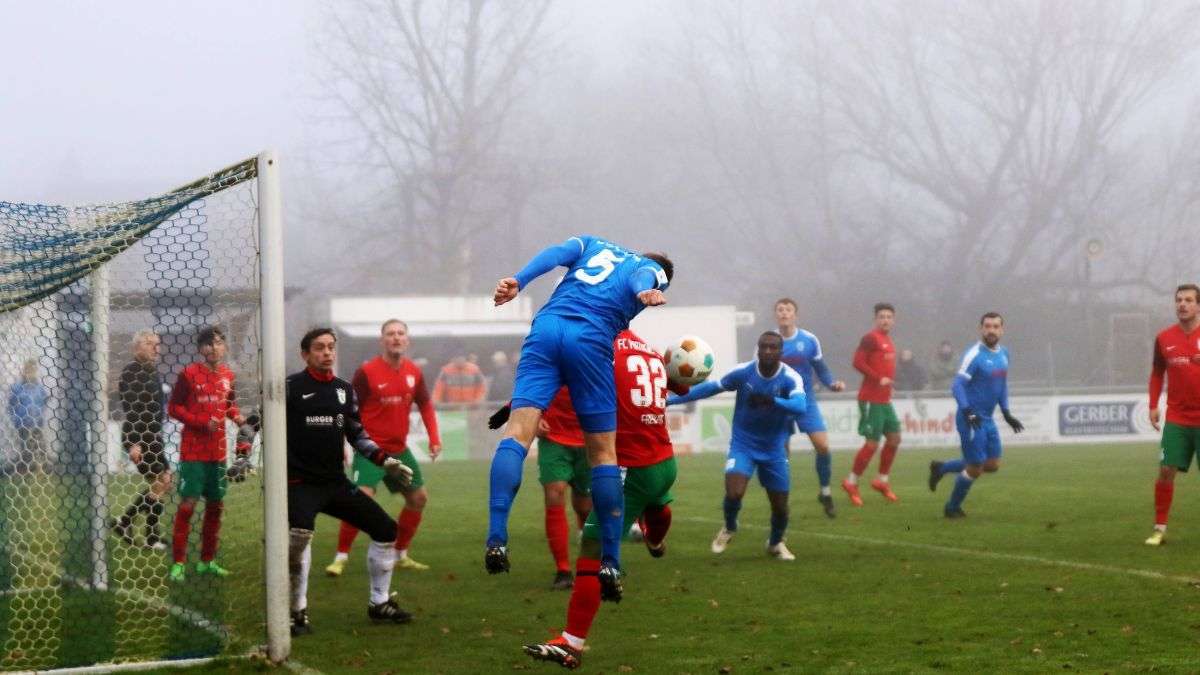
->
[351, 449, 424, 490]
[582, 457, 676, 542]
[537, 439, 590, 494]
[1160, 422, 1200, 472]
[177, 460, 227, 501]
[858, 401, 901, 441]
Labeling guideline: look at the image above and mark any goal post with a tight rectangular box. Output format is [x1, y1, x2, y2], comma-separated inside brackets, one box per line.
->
[0, 151, 288, 671]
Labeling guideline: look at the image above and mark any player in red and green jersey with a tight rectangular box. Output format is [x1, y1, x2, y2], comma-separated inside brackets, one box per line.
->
[1145, 284, 1200, 546]
[326, 319, 441, 574]
[538, 387, 593, 589]
[842, 303, 902, 506]
[523, 329, 683, 670]
[167, 326, 246, 582]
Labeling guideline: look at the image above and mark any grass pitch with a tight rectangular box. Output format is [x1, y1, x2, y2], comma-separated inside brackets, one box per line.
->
[166, 441, 1200, 673]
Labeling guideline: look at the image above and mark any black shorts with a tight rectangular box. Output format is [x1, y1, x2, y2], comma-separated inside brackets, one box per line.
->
[131, 438, 169, 480]
[288, 479, 396, 542]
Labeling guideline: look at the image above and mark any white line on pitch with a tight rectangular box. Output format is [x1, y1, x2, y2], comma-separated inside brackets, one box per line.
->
[681, 516, 1200, 585]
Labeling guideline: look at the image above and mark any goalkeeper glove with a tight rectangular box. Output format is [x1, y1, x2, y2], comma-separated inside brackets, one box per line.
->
[1002, 409, 1024, 433]
[381, 456, 415, 493]
[963, 409, 982, 429]
[225, 456, 253, 483]
[487, 403, 512, 430]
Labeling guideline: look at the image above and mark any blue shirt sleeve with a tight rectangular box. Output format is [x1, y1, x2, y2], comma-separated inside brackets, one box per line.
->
[773, 391, 808, 414]
[667, 380, 724, 406]
[951, 373, 971, 410]
[513, 237, 587, 290]
[627, 265, 662, 296]
[999, 349, 1011, 411]
[811, 357, 835, 389]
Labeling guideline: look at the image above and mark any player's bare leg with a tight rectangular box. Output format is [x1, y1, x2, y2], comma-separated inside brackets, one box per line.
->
[487, 406, 541, 573]
[714, 472, 749, 553]
[809, 431, 836, 517]
[1148, 465, 1177, 545]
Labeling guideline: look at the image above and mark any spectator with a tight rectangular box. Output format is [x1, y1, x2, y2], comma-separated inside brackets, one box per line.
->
[432, 355, 487, 405]
[488, 351, 515, 402]
[894, 349, 928, 392]
[7, 359, 49, 474]
[928, 340, 958, 392]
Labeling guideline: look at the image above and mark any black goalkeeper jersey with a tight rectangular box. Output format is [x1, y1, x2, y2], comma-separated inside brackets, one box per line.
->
[286, 368, 382, 484]
[118, 359, 165, 448]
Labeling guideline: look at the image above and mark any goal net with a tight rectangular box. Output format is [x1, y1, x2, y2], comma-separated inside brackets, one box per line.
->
[0, 155, 284, 670]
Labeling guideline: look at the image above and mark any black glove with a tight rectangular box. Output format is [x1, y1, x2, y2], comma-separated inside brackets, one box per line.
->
[748, 393, 775, 409]
[963, 409, 982, 429]
[1002, 409, 1024, 433]
[225, 456, 253, 483]
[488, 403, 512, 430]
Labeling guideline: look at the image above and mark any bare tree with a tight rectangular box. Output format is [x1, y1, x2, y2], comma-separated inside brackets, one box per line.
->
[314, 0, 553, 293]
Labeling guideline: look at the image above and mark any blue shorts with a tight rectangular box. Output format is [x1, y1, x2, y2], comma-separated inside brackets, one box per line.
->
[725, 445, 790, 493]
[791, 399, 827, 434]
[957, 412, 1001, 465]
[511, 314, 616, 433]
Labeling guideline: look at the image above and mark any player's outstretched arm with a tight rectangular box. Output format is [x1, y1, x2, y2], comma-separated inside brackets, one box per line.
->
[667, 380, 724, 406]
[499, 238, 587, 306]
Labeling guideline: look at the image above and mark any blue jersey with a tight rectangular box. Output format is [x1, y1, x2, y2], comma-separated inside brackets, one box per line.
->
[780, 329, 834, 397]
[718, 360, 805, 453]
[517, 236, 669, 337]
[951, 342, 1010, 416]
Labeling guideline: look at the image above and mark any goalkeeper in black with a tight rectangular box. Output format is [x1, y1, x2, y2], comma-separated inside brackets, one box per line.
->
[286, 327, 416, 636]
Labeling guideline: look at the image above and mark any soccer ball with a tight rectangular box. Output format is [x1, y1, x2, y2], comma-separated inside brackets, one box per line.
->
[664, 335, 715, 387]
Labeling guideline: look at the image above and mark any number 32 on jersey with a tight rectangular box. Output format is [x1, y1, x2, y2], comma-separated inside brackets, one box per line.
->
[626, 354, 666, 409]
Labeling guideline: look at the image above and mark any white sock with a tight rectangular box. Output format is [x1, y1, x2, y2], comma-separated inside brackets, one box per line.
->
[959, 469, 974, 482]
[877, 474, 889, 483]
[291, 543, 311, 612]
[367, 540, 396, 605]
[846, 473, 859, 485]
[1155, 524, 1167, 532]
[396, 548, 408, 560]
[334, 551, 348, 562]
[561, 631, 585, 649]
[819, 486, 831, 497]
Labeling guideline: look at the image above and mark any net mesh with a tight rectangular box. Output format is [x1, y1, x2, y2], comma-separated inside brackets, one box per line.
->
[0, 158, 265, 670]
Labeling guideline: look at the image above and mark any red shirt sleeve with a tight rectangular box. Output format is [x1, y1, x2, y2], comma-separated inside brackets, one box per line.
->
[351, 366, 371, 406]
[414, 374, 441, 447]
[853, 334, 882, 381]
[1149, 336, 1167, 410]
[168, 369, 208, 429]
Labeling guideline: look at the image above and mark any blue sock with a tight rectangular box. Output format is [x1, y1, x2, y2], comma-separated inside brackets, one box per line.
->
[941, 459, 965, 474]
[769, 511, 789, 546]
[814, 452, 832, 488]
[590, 464, 624, 568]
[486, 438, 527, 547]
[946, 472, 974, 511]
[722, 496, 742, 531]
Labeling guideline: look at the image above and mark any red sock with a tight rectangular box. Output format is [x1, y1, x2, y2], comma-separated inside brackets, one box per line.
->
[852, 443, 877, 476]
[200, 500, 223, 562]
[172, 500, 195, 564]
[879, 442, 900, 475]
[642, 505, 672, 546]
[1155, 480, 1174, 526]
[565, 557, 601, 639]
[394, 507, 423, 552]
[337, 521, 360, 555]
[545, 505, 570, 573]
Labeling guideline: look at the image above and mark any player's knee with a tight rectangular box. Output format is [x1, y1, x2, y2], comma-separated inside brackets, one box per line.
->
[965, 466, 983, 479]
[407, 488, 428, 509]
[983, 462, 1000, 473]
[543, 482, 568, 505]
[1158, 466, 1177, 481]
[288, 528, 313, 574]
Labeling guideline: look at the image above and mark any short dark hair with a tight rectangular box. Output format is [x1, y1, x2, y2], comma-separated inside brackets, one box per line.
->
[196, 326, 225, 348]
[301, 327, 336, 352]
[980, 311, 1004, 325]
[380, 318, 408, 334]
[1176, 284, 1200, 301]
[643, 252, 673, 283]
[758, 330, 784, 346]
[873, 302, 895, 315]
[775, 298, 797, 310]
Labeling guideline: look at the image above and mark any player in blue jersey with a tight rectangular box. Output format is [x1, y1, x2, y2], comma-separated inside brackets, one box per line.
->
[774, 298, 846, 518]
[927, 313, 1024, 518]
[668, 331, 807, 560]
[488, 236, 672, 602]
